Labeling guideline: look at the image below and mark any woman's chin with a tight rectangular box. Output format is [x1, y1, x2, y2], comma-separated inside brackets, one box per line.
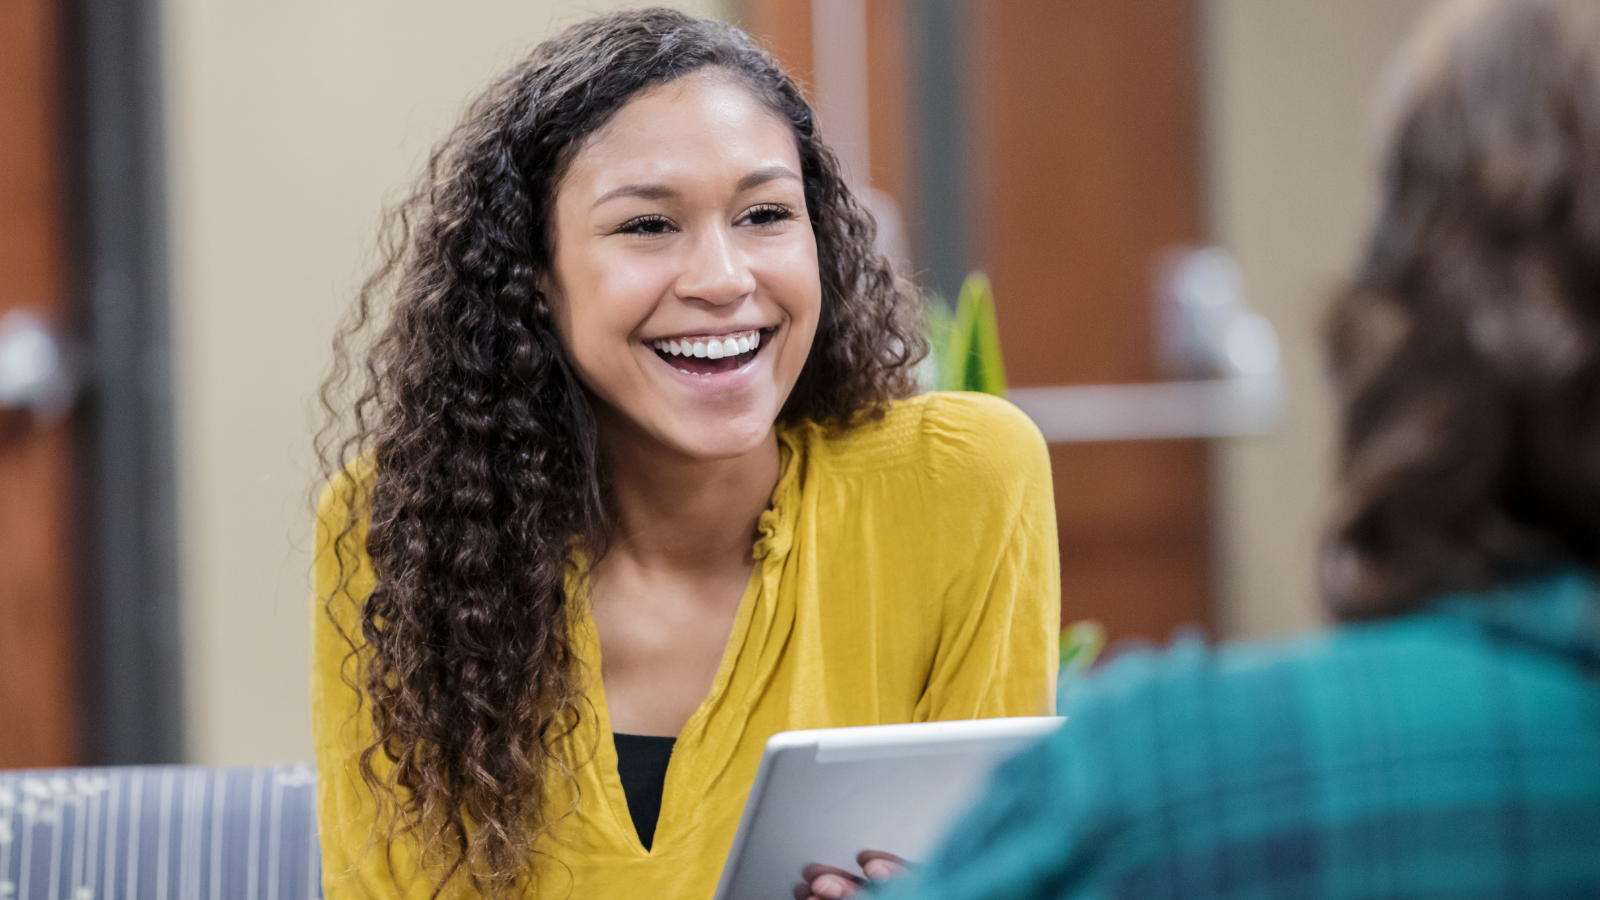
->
[649, 414, 778, 463]
[592, 388, 786, 464]
[672, 430, 776, 462]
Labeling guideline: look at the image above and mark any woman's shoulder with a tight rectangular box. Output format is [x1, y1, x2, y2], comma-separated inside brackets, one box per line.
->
[808, 390, 1039, 452]
[800, 391, 1051, 496]
[913, 390, 1048, 464]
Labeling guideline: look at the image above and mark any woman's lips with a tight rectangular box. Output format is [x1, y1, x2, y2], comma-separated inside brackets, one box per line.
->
[648, 328, 771, 375]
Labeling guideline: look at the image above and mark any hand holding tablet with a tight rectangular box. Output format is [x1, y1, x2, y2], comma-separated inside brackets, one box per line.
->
[714, 718, 1064, 900]
[795, 851, 909, 900]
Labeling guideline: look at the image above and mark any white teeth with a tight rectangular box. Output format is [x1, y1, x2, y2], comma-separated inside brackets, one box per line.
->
[651, 330, 764, 360]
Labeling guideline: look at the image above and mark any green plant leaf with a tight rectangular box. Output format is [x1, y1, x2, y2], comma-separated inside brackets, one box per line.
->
[1059, 620, 1106, 671]
[927, 272, 1008, 396]
[948, 272, 1007, 396]
[971, 273, 1007, 396]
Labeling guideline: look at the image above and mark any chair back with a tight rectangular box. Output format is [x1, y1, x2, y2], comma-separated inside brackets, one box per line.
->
[0, 765, 320, 900]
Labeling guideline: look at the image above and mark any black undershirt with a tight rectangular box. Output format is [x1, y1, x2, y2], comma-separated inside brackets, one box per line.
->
[613, 733, 676, 851]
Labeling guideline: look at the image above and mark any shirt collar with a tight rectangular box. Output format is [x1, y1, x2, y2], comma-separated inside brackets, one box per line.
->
[751, 424, 804, 562]
[1431, 568, 1600, 669]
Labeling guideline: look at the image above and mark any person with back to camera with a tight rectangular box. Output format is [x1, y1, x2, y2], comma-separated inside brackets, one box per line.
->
[310, 8, 1060, 900]
[804, 0, 1600, 898]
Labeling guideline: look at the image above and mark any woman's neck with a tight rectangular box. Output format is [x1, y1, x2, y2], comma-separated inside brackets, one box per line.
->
[598, 422, 781, 576]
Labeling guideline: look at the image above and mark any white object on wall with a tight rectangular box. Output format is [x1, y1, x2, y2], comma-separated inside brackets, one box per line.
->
[1008, 246, 1286, 444]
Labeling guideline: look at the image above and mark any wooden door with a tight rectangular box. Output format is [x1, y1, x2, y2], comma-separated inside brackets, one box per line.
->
[742, 0, 1212, 645]
[1, 0, 82, 767]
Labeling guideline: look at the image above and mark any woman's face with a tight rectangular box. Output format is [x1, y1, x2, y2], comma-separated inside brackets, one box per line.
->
[546, 73, 821, 462]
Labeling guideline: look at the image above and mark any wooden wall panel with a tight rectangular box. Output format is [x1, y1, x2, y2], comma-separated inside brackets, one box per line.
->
[975, 0, 1213, 643]
[0, 0, 81, 766]
[975, 0, 1203, 385]
[1050, 442, 1211, 641]
[863, 0, 911, 213]
[741, 0, 815, 90]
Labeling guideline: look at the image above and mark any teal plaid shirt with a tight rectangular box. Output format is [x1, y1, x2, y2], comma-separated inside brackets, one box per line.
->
[881, 570, 1600, 899]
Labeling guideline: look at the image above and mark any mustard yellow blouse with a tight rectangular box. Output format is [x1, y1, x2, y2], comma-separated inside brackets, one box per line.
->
[312, 391, 1061, 900]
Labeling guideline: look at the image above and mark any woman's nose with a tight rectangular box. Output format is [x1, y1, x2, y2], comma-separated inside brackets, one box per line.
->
[675, 225, 757, 306]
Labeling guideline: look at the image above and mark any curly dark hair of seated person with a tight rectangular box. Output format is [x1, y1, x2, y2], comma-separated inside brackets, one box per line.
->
[312, 7, 926, 898]
[1320, 0, 1600, 620]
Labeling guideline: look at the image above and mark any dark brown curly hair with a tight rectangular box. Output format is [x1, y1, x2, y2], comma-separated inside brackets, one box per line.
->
[314, 8, 925, 897]
[1321, 0, 1600, 619]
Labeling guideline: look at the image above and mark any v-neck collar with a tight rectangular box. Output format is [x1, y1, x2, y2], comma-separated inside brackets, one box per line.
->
[566, 428, 804, 855]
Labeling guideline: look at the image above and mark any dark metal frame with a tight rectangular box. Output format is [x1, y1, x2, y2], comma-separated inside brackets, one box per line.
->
[61, 0, 185, 763]
[910, 0, 969, 307]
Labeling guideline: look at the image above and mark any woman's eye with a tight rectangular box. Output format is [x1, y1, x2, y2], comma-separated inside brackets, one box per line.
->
[744, 204, 796, 228]
[618, 215, 674, 236]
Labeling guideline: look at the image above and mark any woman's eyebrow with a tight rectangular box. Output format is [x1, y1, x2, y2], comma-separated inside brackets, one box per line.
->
[736, 165, 801, 192]
[593, 183, 677, 208]
[591, 166, 800, 209]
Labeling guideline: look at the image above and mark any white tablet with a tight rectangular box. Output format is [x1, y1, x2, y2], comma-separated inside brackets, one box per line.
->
[712, 717, 1065, 900]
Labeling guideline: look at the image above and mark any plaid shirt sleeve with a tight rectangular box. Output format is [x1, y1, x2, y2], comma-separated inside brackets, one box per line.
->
[877, 578, 1600, 900]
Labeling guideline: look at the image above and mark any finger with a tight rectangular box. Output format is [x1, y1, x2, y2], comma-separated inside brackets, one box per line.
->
[861, 858, 908, 881]
[793, 882, 814, 900]
[810, 874, 860, 900]
[801, 863, 863, 884]
[857, 850, 910, 881]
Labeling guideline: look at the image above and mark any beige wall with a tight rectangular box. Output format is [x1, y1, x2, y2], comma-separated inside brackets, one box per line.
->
[163, 0, 731, 765]
[1204, 0, 1434, 638]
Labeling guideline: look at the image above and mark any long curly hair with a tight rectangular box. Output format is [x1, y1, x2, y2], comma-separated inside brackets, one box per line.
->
[1320, 0, 1600, 619]
[314, 8, 925, 897]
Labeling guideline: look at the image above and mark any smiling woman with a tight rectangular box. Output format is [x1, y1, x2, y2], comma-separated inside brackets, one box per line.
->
[310, 9, 1060, 900]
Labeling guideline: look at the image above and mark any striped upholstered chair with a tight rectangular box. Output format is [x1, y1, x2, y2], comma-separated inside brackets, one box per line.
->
[0, 766, 320, 900]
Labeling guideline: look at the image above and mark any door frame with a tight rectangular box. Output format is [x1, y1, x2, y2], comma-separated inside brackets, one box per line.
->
[62, 0, 185, 764]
